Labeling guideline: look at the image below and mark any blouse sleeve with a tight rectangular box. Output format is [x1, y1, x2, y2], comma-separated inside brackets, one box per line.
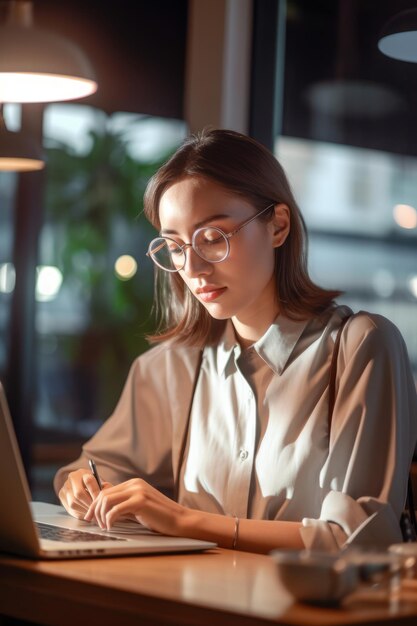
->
[300, 312, 417, 551]
[53, 346, 175, 496]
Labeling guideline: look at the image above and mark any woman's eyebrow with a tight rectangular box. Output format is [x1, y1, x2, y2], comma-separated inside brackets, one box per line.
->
[160, 213, 232, 235]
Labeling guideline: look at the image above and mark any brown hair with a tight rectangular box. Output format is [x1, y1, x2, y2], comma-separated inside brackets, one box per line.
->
[143, 128, 341, 346]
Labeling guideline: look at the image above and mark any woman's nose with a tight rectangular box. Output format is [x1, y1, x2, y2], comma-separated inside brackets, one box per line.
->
[182, 246, 212, 277]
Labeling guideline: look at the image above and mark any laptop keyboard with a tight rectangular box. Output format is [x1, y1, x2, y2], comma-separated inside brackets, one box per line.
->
[36, 522, 126, 543]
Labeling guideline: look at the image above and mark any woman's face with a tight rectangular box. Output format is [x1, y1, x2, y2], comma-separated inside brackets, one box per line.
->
[158, 176, 289, 337]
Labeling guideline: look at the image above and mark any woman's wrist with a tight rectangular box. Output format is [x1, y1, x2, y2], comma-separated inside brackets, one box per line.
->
[177, 508, 304, 553]
[176, 507, 205, 539]
[177, 507, 238, 549]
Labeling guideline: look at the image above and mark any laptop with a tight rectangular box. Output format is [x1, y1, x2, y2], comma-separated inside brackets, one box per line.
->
[0, 382, 216, 559]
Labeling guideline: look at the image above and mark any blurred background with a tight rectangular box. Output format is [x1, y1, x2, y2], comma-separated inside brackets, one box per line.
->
[0, 0, 416, 502]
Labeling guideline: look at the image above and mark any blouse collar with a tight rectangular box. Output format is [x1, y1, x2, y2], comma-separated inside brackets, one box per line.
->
[215, 314, 311, 376]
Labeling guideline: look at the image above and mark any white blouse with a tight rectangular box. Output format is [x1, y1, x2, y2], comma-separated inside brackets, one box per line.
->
[54, 304, 417, 551]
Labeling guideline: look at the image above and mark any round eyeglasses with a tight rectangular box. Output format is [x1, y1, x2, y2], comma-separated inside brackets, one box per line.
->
[146, 204, 275, 272]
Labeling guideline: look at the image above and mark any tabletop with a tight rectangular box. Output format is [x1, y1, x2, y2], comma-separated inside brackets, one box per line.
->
[2, 547, 417, 626]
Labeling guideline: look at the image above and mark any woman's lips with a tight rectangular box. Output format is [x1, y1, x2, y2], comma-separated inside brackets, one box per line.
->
[196, 287, 227, 302]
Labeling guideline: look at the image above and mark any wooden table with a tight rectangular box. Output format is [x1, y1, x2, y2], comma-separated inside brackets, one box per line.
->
[2, 547, 417, 626]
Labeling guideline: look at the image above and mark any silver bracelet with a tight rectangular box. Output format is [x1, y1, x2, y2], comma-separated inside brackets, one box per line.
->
[232, 516, 240, 550]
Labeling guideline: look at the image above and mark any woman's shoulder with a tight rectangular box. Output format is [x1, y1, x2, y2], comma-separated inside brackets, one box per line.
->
[346, 309, 401, 339]
[131, 340, 203, 378]
[333, 306, 406, 358]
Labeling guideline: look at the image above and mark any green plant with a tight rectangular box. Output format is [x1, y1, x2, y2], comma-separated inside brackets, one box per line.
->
[41, 120, 176, 421]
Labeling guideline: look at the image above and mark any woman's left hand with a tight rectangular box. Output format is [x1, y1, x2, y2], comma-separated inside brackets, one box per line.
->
[83, 478, 188, 535]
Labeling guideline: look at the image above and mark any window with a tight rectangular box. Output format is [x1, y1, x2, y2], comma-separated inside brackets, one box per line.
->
[0, 174, 16, 380]
[33, 104, 187, 499]
[273, 0, 417, 380]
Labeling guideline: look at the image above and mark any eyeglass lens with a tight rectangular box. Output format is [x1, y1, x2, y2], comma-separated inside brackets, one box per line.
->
[149, 227, 229, 271]
[194, 227, 228, 262]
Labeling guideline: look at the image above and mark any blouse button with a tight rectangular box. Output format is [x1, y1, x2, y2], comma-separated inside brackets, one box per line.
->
[239, 449, 249, 461]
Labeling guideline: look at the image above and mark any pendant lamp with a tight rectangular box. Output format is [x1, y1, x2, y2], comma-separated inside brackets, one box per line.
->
[0, 106, 44, 171]
[0, 0, 97, 103]
[378, 9, 417, 63]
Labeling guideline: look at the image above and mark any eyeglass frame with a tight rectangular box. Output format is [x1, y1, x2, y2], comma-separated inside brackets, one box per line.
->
[146, 203, 276, 273]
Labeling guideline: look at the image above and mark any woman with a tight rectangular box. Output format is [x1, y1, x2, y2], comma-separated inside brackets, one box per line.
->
[55, 128, 417, 553]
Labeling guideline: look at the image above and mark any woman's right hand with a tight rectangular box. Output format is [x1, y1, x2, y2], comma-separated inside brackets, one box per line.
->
[58, 468, 113, 519]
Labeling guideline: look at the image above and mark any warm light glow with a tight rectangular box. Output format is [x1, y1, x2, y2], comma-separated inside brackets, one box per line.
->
[393, 203, 417, 229]
[0, 157, 44, 171]
[114, 255, 137, 280]
[36, 266, 63, 301]
[0, 263, 15, 293]
[0, 73, 97, 103]
[409, 276, 417, 299]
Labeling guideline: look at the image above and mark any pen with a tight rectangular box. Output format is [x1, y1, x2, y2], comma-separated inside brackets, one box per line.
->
[88, 458, 103, 491]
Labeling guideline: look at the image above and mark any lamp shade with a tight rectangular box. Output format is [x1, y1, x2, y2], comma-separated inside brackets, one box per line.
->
[0, 1, 97, 103]
[0, 127, 44, 171]
[378, 9, 417, 63]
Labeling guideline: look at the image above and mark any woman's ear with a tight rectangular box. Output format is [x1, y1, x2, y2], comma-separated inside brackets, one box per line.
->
[269, 203, 290, 248]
